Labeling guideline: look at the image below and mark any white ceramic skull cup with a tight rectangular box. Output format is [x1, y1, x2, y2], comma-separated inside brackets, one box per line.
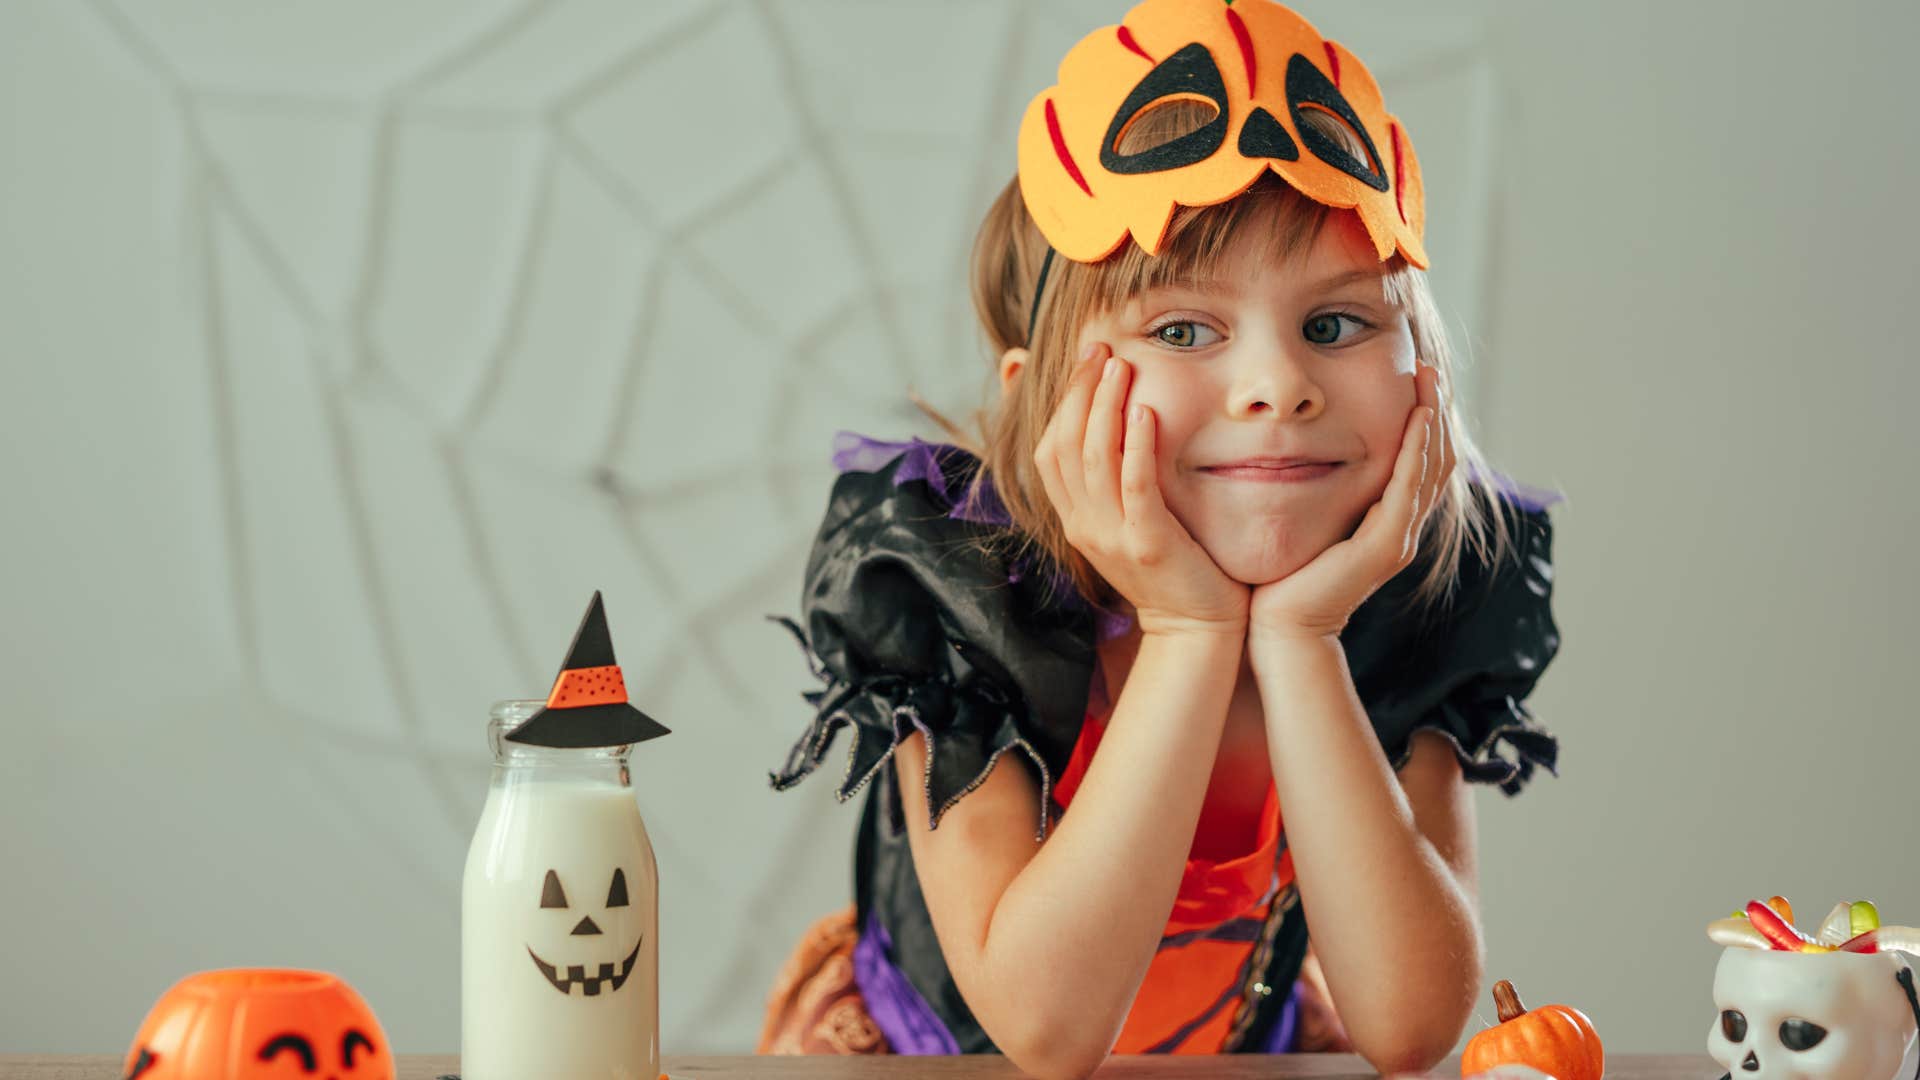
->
[1708, 947, 1918, 1080]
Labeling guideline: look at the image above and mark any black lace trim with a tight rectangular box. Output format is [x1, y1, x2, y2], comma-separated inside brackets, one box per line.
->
[767, 616, 1058, 841]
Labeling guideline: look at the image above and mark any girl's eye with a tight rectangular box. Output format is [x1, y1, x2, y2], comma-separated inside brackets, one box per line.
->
[1152, 321, 1222, 348]
[1303, 312, 1369, 346]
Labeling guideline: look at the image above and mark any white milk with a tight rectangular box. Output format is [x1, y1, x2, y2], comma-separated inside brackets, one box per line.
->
[462, 775, 659, 1080]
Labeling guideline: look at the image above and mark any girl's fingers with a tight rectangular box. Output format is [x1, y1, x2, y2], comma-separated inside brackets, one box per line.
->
[1033, 431, 1071, 518]
[1053, 343, 1109, 509]
[1082, 352, 1129, 518]
[1400, 365, 1444, 539]
[1034, 392, 1072, 516]
[1364, 403, 1433, 566]
[1118, 401, 1167, 528]
[1420, 368, 1455, 527]
[1412, 408, 1435, 526]
[1428, 413, 1453, 522]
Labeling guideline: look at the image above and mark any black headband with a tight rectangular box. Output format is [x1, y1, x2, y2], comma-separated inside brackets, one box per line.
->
[1024, 246, 1057, 346]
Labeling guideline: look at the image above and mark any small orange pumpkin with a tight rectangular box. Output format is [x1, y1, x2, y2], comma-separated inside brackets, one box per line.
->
[120, 969, 392, 1080]
[1461, 979, 1604, 1080]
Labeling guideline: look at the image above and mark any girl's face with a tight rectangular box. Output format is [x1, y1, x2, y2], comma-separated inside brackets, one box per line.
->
[1074, 206, 1419, 586]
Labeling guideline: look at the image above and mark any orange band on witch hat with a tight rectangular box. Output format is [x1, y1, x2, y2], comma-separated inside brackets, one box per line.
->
[546, 664, 628, 709]
[1017, 0, 1426, 267]
[505, 591, 670, 749]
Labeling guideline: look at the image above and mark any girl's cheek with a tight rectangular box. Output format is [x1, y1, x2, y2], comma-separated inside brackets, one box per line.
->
[1336, 378, 1413, 486]
[1120, 362, 1176, 415]
[1358, 347, 1421, 420]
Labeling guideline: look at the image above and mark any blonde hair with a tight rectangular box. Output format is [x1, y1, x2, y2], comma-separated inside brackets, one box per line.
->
[919, 105, 1517, 621]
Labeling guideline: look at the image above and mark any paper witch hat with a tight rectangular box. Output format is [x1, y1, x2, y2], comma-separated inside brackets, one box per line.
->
[505, 591, 671, 748]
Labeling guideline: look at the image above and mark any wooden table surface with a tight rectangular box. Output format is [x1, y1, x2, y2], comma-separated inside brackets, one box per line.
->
[0, 1055, 1725, 1079]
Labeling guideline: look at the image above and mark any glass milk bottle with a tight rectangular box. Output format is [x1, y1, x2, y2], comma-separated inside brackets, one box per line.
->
[462, 699, 660, 1080]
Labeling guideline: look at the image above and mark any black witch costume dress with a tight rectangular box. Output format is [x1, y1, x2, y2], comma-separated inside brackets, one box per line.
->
[761, 432, 1560, 1054]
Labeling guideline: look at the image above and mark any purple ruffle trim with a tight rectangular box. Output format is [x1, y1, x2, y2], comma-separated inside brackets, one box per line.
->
[831, 431, 1133, 642]
[831, 432, 1011, 527]
[852, 910, 961, 1054]
[1468, 464, 1564, 515]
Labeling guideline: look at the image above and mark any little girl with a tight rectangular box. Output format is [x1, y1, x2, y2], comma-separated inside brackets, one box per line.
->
[758, 1, 1559, 1075]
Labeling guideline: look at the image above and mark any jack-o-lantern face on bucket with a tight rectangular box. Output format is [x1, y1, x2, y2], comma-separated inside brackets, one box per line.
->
[527, 866, 642, 997]
[121, 969, 391, 1080]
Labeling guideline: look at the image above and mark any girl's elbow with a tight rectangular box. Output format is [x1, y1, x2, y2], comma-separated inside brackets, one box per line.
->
[999, 1036, 1111, 1080]
[1351, 1008, 1471, 1078]
[1354, 941, 1480, 1073]
[1367, 1046, 1447, 1077]
[992, 1009, 1117, 1080]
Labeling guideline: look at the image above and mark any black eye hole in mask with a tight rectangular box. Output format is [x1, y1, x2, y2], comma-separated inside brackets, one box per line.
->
[1721, 1009, 1749, 1042]
[1100, 43, 1231, 174]
[1779, 1018, 1828, 1052]
[1284, 52, 1389, 192]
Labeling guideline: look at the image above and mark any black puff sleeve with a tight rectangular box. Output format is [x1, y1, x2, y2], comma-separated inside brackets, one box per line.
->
[1343, 487, 1561, 795]
[767, 447, 1098, 840]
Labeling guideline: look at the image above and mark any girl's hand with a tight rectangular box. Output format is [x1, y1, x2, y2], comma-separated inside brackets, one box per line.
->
[1034, 343, 1250, 640]
[1247, 364, 1456, 643]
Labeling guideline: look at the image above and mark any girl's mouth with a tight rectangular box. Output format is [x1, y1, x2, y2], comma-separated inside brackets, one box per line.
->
[1200, 462, 1342, 483]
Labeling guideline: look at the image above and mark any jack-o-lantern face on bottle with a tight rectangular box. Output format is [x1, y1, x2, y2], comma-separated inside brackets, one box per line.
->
[526, 867, 642, 997]
[122, 969, 391, 1080]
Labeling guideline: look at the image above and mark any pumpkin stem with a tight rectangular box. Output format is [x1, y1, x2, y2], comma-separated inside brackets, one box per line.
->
[1492, 979, 1527, 1023]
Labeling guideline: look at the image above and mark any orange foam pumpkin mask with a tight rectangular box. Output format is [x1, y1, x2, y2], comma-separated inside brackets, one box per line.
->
[121, 969, 392, 1080]
[1016, 0, 1426, 267]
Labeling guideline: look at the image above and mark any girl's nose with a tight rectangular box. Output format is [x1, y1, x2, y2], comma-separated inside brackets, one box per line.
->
[1230, 346, 1324, 420]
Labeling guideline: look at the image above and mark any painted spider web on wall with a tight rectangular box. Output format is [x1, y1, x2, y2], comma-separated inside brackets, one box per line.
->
[82, 0, 1495, 1049]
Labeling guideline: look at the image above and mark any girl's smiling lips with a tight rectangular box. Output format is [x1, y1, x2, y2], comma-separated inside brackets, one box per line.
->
[1198, 456, 1343, 482]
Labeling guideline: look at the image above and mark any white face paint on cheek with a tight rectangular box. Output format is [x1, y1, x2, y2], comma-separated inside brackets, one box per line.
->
[1386, 316, 1418, 377]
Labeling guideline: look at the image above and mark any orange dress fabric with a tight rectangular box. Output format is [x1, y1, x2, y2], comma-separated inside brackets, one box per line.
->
[1052, 706, 1297, 1053]
[760, 707, 1353, 1056]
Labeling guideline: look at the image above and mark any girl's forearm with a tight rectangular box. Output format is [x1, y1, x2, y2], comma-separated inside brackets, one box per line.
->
[978, 628, 1242, 1071]
[1251, 635, 1481, 1073]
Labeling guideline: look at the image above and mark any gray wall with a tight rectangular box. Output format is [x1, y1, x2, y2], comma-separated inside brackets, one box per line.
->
[1476, 0, 1920, 1056]
[3, 0, 1915, 1060]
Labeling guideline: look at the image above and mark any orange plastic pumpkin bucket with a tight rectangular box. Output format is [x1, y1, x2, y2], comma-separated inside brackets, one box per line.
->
[121, 969, 392, 1080]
